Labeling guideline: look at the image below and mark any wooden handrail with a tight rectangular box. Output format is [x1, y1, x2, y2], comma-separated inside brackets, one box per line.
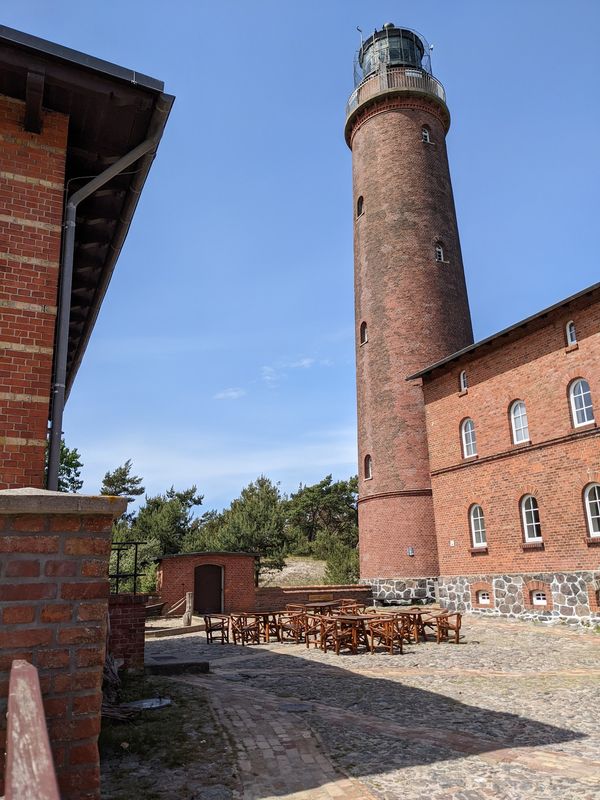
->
[4, 660, 60, 800]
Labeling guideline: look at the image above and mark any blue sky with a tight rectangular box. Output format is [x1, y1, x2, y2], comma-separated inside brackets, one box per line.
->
[4, 2, 600, 510]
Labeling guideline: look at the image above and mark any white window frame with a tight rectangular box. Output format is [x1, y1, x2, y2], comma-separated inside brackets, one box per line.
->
[360, 321, 368, 345]
[461, 418, 477, 458]
[435, 243, 444, 262]
[470, 504, 487, 548]
[532, 591, 547, 606]
[510, 400, 530, 443]
[569, 378, 595, 427]
[459, 370, 468, 392]
[421, 126, 431, 143]
[584, 483, 600, 537]
[477, 590, 491, 605]
[364, 454, 372, 480]
[521, 495, 542, 541]
[566, 320, 577, 346]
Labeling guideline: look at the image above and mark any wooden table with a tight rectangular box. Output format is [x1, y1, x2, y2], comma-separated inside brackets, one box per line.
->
[394, 608, 429, 643]
[303, 600, 341, 615]
[332, 614, 373, 653]
[239, 611, 282, 643]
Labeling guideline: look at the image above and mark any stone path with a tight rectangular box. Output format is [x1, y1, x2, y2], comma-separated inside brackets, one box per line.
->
[146, 616, 600, 799]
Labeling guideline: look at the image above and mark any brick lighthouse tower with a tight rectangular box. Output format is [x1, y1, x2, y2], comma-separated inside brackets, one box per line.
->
[345, 25, 473, 593]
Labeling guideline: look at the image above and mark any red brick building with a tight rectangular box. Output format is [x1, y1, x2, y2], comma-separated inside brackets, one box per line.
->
[0, 27, 172, 798]
[410, 284, 600, 622]
[0, 26, 173, 490]
[156, 553, 257, 614]
[348, 25, 600, 624]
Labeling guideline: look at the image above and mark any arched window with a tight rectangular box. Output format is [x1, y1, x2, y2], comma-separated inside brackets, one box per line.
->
[435, 242, 445, 262]
[461, 418, 477, 457]
[470, 505, 487, 548]
[566, 320, 577, 346]
[569, 378, 594, 427]
[584, 483, 600, 537]
[510, 400, 530, 443]
[521, 495, 542, 541]
[356, 195, 364, 217]
[364, 454, 372, 480]
[421, 125, 431, 143]
[459, 370, 468, 392]
[359, 321, 368, 345]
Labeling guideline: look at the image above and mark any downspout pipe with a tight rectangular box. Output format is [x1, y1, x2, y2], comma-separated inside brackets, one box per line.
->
[46, 135, 160, 490]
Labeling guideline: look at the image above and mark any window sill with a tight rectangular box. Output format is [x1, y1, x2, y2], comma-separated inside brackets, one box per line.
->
[585, 536, 600, 547]
[470, 546, 488, 555]
[522, 541, 544, 551]
[565, 343, 579, 353]
[364, 476, 373, 482]
[458, 389, 468, 397]
[359, 341, 368, 347]
[573, 420, 596, 431]
[511, 440, 532, 449]
[463, 454, 478, 461]
[356, 212, 364, 220]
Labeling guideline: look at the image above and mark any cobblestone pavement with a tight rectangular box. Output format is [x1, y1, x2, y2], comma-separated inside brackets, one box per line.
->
[146, 616, 600, 799]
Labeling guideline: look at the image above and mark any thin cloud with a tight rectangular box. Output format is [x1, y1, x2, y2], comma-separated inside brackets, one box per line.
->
[78, 427, 357, 509]
[260, 356, 330, 386]
[261, 366, 278, 386]
[287, 357, 315, 369]
[213, 387, 247, 400]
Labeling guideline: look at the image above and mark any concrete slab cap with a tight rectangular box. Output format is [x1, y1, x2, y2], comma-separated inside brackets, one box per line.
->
[0, 486, 127, 516]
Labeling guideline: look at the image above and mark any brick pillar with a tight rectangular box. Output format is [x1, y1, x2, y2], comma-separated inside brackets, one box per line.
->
[0, 95, 69, 489]
[108, 594, 148, 671]
[0, 487, 126, 800]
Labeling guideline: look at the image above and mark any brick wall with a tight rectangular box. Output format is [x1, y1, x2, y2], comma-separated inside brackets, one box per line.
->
[0, 95, 68, 489]
[420, 295, 600, 577]
[349, 92, 473, 580]
[108, 594, 147, 671]
[255, 584, 372, 611]
[0, 488, 126, 800]
[157, 553, 256, 613]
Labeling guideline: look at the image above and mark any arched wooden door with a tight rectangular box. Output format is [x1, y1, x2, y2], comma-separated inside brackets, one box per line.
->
[194, 564, 223, 613]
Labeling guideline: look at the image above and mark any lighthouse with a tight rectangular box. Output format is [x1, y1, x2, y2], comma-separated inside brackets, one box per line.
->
[346, 25, 473, 586]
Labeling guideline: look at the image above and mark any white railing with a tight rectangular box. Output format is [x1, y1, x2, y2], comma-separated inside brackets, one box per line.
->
[346, 66, 446, 120]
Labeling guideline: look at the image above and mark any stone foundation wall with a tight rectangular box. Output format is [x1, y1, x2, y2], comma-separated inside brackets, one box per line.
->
[439, 572, 600, 625]
[362, 577, 438, 605]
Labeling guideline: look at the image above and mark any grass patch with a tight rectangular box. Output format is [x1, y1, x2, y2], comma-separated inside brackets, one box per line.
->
[100, 674, 237, 799]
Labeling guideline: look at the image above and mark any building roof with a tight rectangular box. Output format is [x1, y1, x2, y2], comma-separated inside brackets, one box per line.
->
[156, 551, 259, 561]
[407, 280, 600, 381]
[0, 25, 174, 395]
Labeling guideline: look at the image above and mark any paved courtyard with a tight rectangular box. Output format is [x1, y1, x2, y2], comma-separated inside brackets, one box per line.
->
[145, 616, 600, 799]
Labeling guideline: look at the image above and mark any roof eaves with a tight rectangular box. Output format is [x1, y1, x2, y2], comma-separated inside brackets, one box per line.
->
[0, 25, 164, 92]
[406, 280, 600, 381]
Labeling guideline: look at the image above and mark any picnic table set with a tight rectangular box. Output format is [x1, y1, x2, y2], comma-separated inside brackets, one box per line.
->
[202, 600, 461, 654]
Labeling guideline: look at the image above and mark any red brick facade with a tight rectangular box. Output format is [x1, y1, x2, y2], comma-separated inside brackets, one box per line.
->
[422, 296, 600, 578]
[0, 96, 68, 489]
[156, 553, 257, 613]
[0, 489, 126, 800]
[349, 87, 473, 580]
